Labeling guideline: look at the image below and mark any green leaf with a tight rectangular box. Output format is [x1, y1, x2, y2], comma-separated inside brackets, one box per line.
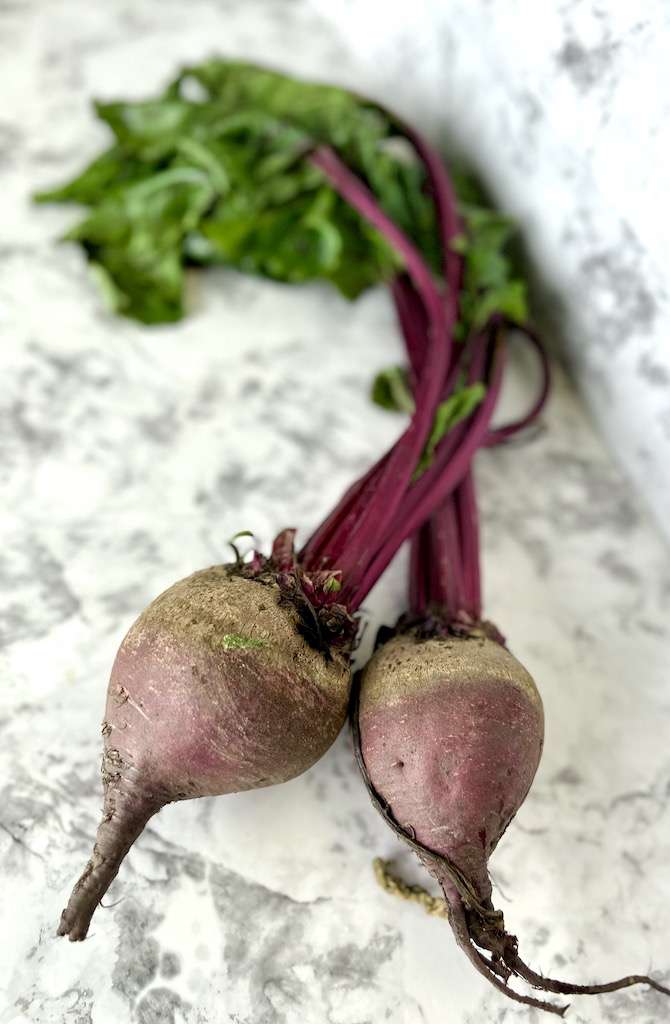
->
[371, 365, 415, 413]
[55, 163, 218, 322]
[34, 59, 530, 326]
[471, 280, 528, 327]
[94, 98, 199, 160]
[87, 261, 128, 315]
[413, 383, 486, 478]
[175, 137, 231, 193]
[33, 145, 153, 205]
[35, 62, 434, 320]
[455, 203, 528, 334]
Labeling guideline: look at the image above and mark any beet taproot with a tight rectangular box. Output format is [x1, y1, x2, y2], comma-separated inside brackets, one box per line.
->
[354, 622, 670, 1014]
[58, 565, 350, 941]
[358, 630, 543, 906]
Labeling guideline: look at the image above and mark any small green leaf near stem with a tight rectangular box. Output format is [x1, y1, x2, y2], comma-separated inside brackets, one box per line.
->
[413, 383, 486, 479]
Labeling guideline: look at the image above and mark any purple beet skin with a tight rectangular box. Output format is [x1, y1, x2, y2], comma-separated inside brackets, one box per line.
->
[58, 566, 350, 941]
[359, 631, 543, 902]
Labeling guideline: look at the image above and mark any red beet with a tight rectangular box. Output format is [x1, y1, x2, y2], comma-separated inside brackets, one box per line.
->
[355, 618, 670, 1014]
[358, 631, 543, 906]
[58, 565, 351, 941]
[351, 260, 670, 1013]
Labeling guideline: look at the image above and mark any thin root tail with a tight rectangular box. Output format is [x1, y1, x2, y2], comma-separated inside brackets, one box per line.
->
[452, 886, 670, 1010]
[446, 891, 569, 1016]
[57, 786, 159, 941]
[505, 947, 670, 999]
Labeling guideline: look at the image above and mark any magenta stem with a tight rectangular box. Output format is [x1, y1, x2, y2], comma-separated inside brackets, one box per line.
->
[301, 460, 382, 569]
[304, 147, 452, 581]
[409, 525, 428, 615]
[396, 274, 476, 617]
[396, 128, 480, 620]
[427, 500, 466, 614]
[300, 121, 471, 601]
[311, 148, 443, 317]
[348, 337, 505, 610]
[301, 127, 549, 616]
[454, 470, 481, 619]
[393, 275, 549, 617]
[301, 276, 424, 569]
[483, 322, 550, 447]
[398, 121, 463, 304]
[392, 275, 428, 382]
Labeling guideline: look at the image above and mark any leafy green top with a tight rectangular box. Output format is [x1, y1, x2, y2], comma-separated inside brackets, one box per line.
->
[36, 59, 528, 331]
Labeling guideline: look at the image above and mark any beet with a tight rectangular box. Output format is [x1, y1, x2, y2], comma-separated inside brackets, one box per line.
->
[355, 617, 670, 1014]
[358, 631, 543, 906]
[58, 565, 350, 940]
[354, 626, 558, 1011]
[350, 237, 670, 1012]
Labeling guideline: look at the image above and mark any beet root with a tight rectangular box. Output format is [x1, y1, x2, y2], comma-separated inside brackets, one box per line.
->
[354, 628, 670, 1014]
[58, 566, 350, 941]
[358, 630, 544, 904]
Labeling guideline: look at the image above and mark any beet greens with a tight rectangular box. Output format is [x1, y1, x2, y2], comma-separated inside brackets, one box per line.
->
[35, 60, 527, 330]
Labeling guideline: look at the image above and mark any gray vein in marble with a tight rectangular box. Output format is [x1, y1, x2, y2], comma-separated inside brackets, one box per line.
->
[556, 37, 621, 91]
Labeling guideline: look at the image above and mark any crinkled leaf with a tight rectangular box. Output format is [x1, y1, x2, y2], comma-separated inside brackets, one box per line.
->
[457, 204, 528, 334]
[61, 168, 216, 322]
[35, 59, 529, 326]
[34, 145, 152, 204]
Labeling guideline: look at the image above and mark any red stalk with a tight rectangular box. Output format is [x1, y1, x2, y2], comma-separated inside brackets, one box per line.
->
[427, 501, 466, 614]
[301, 126, 465, 603]
[409, 521, 429, 615]
[454, 470, 481, 619]
[349, 338, 505, 610]
[301, 126, 549, 617]
[303, 147, 452, 580]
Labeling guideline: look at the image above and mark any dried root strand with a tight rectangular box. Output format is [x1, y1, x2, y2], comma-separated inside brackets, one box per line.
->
[372, 857, 566, 1014]
[505, 947, 670, 999]
[447, 892, 569, 1016]
[467, 901, 670, 1002]
[373, 857, 449, 919]
[374, 857, 670, 1015]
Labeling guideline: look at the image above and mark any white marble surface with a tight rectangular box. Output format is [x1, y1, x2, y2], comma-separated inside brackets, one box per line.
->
[2, 3, 670, 1023]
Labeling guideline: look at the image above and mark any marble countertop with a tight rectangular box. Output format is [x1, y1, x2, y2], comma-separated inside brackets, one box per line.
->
[2, 3, 670, 1023]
